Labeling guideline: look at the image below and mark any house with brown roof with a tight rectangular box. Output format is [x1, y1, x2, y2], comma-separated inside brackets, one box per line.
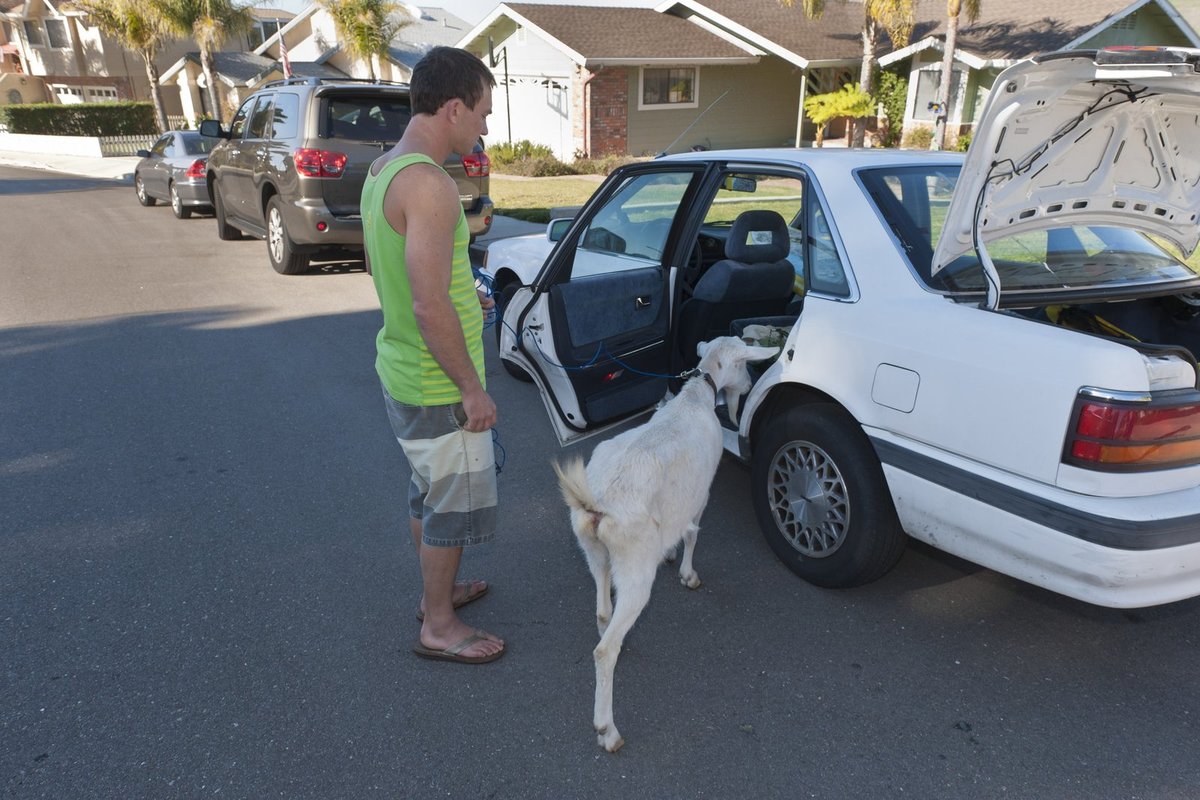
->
[459, 0, 1200, 157]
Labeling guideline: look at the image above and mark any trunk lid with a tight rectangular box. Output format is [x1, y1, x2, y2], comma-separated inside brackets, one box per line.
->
[931, 47, 1200, 297]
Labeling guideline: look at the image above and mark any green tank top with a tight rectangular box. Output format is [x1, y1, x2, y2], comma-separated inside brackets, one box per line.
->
[362, 153, 484, 406]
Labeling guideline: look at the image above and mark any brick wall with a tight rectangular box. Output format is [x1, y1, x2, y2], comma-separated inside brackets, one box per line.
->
[571, 65, 628, 159]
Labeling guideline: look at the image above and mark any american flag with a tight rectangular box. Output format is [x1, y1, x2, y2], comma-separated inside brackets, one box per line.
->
[279, 36, 292, 78]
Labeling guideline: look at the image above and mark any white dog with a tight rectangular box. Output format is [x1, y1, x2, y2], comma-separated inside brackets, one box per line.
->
[553, 336, 779, 752]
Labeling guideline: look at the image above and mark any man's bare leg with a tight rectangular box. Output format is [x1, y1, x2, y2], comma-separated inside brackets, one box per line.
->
[412, 518, 503, 658]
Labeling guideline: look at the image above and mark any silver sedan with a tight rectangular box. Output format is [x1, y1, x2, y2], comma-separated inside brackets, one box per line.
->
[133, 131, 220, 219]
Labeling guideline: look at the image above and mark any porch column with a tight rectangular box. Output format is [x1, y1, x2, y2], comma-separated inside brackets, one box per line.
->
[794, 71, 808, 147]
[177, 69, 202, 127]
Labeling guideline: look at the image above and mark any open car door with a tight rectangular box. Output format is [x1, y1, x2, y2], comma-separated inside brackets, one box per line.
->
[498, 162, 711, 445]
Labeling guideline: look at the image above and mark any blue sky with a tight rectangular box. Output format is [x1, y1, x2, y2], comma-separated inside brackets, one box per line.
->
[268, 0, 658, 27]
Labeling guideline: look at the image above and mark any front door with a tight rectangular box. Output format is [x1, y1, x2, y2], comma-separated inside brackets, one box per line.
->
[500, 162, 710, 445]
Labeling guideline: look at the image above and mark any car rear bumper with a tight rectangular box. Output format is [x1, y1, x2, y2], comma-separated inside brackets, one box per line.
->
[872, 434, 1200, 608]
[174, 180, 211, 207]
[282, 194, 495, 248]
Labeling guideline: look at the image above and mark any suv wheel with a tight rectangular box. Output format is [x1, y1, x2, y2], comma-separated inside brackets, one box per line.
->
[212, 182, 241, 240]
[267, 196, 310, 275]
[135, 174, 155, 207]
[170, 183, 191, 219]
[751, 403, 906, 588]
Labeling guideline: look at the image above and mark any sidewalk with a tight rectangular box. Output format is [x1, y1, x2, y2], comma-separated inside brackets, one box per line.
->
[0, 148, 546, 251]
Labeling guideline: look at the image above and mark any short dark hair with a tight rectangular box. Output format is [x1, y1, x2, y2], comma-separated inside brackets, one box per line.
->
[410, 46, 495, 115]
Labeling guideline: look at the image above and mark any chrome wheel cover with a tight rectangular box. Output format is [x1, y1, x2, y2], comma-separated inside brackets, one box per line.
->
[268, 205, 284, 264]
[766, 440, 849, 558]
[135, 177, 146, 202]
[170, 185, 181, 213]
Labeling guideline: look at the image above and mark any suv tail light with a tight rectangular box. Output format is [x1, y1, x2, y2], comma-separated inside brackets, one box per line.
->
[462, 150, 490, 178]
[185, 159, 206, 179]
[293, 148, 348, 178]
[1064, 390, 1200, 471]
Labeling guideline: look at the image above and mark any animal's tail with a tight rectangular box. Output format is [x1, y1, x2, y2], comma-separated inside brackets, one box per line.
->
[552, 457, 604, 537]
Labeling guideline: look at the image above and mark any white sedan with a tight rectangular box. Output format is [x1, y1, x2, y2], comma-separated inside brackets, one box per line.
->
[487, 47, 1200, 608]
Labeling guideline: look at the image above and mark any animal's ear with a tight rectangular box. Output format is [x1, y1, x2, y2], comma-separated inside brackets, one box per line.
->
[744, 345, 781, 362]
[696, 340, 711, 359]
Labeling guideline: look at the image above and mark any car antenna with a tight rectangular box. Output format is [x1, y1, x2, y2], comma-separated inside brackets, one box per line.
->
[655, 90, 730, 158]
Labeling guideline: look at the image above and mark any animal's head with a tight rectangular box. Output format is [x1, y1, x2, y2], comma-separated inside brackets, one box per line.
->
[695, 336, 780, 422]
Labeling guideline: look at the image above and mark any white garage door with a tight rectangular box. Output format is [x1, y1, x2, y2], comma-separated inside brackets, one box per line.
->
[489, 76, 572, 161]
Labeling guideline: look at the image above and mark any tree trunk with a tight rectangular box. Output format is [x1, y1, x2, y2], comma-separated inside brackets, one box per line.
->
[934, 3, 961, 151]
[854, 16, 878, 148]
[141, 49, 168, 133]
[201, 47, 222, 124]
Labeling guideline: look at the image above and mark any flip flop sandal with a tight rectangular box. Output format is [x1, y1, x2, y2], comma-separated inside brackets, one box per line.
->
[415, 580, 488, 622]
[413, 630, 505, 664]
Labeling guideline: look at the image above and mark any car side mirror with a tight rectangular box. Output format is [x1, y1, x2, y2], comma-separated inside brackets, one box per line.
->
[547, 217, 572, 242]
[136, 149, 151, 158]
[198, 120, 227, 139]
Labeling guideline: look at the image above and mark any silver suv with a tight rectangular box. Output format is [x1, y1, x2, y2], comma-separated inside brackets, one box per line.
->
[200, 77, 493, 275]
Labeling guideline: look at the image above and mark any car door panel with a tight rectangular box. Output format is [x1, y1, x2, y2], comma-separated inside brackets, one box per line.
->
[511, 162, 710, 444]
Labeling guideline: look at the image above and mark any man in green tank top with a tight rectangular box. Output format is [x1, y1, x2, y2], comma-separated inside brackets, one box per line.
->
[364, 47, 504, 664]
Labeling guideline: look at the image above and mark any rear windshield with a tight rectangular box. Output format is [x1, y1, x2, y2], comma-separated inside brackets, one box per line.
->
[859, 165, 1199, 296]
[325, 96, 411, 141]
[181, 134, 220, 155]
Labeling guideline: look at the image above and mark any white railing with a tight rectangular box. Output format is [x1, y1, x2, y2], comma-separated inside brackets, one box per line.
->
[98, 134, 156, 156]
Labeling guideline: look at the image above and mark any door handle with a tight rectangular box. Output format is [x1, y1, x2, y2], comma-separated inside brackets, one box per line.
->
[635, 296, 651, 309]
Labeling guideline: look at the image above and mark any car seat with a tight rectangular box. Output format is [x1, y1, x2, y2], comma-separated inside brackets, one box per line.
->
[674, 209, 796, 370]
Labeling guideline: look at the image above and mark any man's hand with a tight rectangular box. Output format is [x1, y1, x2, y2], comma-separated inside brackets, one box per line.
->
[478, 286, 496, 320]
[461, 386, 497, 432]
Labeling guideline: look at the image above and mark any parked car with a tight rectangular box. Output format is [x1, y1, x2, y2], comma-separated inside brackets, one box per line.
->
[133, 130, 220, 219]
[199, 77, 493, 275]
[492, 47, 1200, 609]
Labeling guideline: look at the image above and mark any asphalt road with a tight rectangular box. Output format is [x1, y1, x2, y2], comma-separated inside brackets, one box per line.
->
[3, 164, 1199, 799]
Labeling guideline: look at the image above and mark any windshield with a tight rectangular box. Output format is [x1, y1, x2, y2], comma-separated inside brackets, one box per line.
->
[859, 165, 1199, 295]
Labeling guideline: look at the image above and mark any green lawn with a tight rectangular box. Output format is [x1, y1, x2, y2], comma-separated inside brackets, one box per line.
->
[490, 174, 604, 223]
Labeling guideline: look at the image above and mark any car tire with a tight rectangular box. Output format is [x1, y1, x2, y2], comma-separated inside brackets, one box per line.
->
[135, 174, 156, 207]
[494, 283, 533, 382]
[266, 196, 310, 275]
[170, 183, 191, 219]
[212, 182, 241, 241]
[752, 402, 906, 588]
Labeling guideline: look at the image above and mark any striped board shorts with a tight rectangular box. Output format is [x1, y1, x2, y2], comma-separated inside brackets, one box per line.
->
[382, 385, 498, 547]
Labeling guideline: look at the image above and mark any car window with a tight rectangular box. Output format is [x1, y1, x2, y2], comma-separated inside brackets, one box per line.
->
[808, 200, 849, 296]
[325, 96, 411, 141]
[228, 98, 255, 139]
[571, 171, 693, 275]
[696, 172, 815, 297]
[182, 135, 220, 156]
[150, 135, 172, 157]
[246, 95, 274, 140]
[270, 92, 300, 140]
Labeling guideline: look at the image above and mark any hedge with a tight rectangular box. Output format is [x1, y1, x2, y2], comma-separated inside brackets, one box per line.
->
[0, 102, 157, 136]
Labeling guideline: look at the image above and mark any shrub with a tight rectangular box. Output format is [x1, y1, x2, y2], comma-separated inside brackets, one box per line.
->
[902, 125, 934, 150]
[487, 138, 555, 165]
[874, 70, 908, 148]
[571, 154, 639, 175]
[0, 102, 157, 135]
[954, 131, 973, 152]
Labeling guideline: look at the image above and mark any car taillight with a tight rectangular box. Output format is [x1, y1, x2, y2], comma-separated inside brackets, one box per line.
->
[293, 148, 348, 178]
[185, 159, 206, 179]
[1064, 390, 1200, 471]
[462, 150, 489, 178]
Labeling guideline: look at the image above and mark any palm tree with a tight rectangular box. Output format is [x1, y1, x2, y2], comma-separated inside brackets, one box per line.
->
[73, 0, 171, 133]
[317, 0, 413, 81]
[157, 0, 255, 125]
[780, 0, 914, 147]
[932, 0, 982, 150]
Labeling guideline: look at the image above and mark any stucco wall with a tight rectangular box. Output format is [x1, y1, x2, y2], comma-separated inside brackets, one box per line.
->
[625, 58, 802, 157]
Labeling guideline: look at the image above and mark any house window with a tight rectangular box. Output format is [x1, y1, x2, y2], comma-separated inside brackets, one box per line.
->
[912, 66, 963, 122]
[45, 17, 69, 49]
[639, 67, 698, 110]
[23, 20, 44, 46]
[7, 89, 22, 104]
[248, 19, 283, 49]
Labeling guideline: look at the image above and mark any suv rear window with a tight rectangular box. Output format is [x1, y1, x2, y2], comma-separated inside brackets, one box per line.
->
[325, 96, 411, 141]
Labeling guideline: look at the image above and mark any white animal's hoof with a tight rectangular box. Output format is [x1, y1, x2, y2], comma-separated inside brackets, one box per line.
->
[596, 726, 624, 752]
[681, 573, 701, 589]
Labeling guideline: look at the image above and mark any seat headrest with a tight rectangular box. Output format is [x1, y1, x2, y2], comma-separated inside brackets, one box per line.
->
[725, 210, 790, 263]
